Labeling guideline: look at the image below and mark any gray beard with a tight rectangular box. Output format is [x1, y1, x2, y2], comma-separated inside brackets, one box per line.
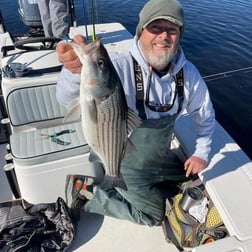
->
[144, 50, 175, 70]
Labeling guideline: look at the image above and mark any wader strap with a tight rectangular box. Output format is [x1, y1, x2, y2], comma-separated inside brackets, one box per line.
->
[132, 56, 184, 119]
[133, 57, 147, 120]
[176, 68, 184, 114]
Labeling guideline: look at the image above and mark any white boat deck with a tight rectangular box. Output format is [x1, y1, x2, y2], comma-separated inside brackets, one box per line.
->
[71, 213, 177, 252]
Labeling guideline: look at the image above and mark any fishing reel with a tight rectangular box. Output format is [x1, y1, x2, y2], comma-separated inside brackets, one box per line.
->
[14, 37, 60, 51]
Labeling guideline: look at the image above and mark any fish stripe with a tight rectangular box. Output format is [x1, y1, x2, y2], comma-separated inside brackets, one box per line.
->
[95, 88, 127, 177]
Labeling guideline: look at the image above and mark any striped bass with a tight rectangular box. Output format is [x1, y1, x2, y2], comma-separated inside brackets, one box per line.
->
[69, 39, 141, 191]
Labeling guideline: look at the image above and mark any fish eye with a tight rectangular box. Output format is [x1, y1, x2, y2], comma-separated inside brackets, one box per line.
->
[98, 59, 105, 67]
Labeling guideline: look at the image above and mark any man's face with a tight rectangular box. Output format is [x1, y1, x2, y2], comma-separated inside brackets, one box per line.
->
[139, 19, 180, 71]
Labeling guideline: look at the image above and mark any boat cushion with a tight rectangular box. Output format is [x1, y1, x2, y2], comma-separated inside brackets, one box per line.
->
[6, 84, 66, 126]
[10, 121, 90, 165]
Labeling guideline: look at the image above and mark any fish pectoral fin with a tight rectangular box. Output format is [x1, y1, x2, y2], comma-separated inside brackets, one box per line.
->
[100, 175, 128, 191]
[62, 98, 81, 123]
[89, 150, 102, 163]
[87, 99, 98, 124]
[126, 108, 142, 136]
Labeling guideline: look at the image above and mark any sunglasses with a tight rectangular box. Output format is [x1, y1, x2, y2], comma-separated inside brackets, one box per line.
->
[146, 23, 180, 36]
[145, 72, 177, 112]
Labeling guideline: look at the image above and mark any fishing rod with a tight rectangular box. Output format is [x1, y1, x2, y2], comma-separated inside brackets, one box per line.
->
[81, 0, 97, 41]
[68, 0, 77, 27]
[203, 66, 252, 82]
[82, 0, 89, 40]
[91, 0, 97, 41]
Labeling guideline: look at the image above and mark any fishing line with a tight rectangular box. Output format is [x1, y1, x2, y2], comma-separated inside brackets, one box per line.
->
[203, 66, 252, 82]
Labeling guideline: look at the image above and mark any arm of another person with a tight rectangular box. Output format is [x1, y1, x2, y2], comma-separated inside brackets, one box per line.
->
[183, 65, 216, 177]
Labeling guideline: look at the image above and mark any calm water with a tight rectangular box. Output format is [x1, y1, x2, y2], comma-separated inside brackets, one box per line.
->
[1, 0, 252, 158]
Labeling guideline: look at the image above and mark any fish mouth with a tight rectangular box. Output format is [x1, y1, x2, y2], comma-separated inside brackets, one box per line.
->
[71, 38, 101, 56]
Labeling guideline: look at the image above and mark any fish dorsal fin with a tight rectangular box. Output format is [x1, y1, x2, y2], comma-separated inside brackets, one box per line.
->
[121, 138, 136, 160]
[126, 108, 142, 136]
[121, 109, 142, 159]
[62, 98, 81, 123]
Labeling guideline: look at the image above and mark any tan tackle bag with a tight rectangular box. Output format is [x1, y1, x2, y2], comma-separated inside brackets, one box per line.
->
[162, 183, 228, 251]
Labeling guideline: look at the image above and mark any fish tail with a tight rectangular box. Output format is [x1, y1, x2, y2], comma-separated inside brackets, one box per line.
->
[100, 175, 128, 191]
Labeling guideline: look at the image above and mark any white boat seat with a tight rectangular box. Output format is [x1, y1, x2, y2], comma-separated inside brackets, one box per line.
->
[6, 84, 66, 128]
[1, 46, 65, 133]
[9, 121, 104, 204]
[4, 76, 103, 204]
[5, 83, 67, 133]
[10, 121, 89, 166]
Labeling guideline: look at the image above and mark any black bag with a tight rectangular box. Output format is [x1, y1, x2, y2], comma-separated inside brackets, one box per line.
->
[0, 197, 75, 251]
